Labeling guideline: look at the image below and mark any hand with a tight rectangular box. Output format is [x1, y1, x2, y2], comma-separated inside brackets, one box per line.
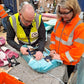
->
[52, 53, 61, 60]
[50, 50, 56, 56]
[20, 46, 29, 55]
[34, 51, 43, 60]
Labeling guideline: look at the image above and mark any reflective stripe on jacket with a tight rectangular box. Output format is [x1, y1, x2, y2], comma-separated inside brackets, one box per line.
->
[0, 5, 8, 18]
[9, 13, 41, 44]
[50, 14, 84, 65]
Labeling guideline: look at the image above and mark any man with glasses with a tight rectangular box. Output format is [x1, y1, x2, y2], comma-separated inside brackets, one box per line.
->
[7, 2, 46, 60]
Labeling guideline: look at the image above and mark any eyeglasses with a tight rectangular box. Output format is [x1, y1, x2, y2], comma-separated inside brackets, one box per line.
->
[58, 9, 73, 16]
[22, 14, 33, 24]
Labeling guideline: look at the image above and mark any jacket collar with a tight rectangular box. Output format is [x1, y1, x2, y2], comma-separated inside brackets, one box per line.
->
[59, 14, 80, 25]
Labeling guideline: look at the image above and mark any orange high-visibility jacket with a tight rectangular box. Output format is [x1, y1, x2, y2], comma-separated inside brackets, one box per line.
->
[0, 5, 8, 18]
[0, 72, 24, 84]
[50, 14, 84, 65]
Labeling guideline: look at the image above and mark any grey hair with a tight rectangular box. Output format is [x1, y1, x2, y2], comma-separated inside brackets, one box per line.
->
[19, 1, 29, 11]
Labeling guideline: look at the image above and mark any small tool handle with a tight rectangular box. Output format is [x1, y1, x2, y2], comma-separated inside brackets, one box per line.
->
[5, 67, 13, 73]
[27, 48, 31, 55]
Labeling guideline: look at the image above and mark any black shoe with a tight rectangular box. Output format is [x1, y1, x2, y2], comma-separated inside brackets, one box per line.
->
[3, 29, 7, 33]
[64, 82, 67, 84]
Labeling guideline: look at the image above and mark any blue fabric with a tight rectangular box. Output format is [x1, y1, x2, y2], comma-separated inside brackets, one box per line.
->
[44, 19, 57, 41]
[77, 57, 84, 84]
[3, 0, 17, 14]
[2, 17, 7, 30]
[78, 0, 84, 11]
[44, 19, 57, 32]
[20, 45, 63, 73]
[3, 0, 10, 8]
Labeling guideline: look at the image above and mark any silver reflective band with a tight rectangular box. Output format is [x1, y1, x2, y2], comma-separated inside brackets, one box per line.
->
[55, 36, 73, 46]
[35, 14, 39, 29]
[50, 41, 55, 44]
[68, 20, 83, 41]
[11, 15, 17, 33]
[0, 9, 4, 12]
[53, 29, 56, 33]
[74, 38, 84, 44]
[0, 12, 7, 17]
[53, 21, 61, 33]
[65, 51, 74, 62]
[82, 53, 84, 57]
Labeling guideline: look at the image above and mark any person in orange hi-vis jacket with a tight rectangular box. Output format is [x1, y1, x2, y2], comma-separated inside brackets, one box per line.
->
[0, 72, 25, 84]
[49, 0, 84, 79]
[0, 4, 8, 33]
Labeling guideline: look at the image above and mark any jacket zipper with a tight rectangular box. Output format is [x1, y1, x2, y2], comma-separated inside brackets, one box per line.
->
[58, 23, 66, 54]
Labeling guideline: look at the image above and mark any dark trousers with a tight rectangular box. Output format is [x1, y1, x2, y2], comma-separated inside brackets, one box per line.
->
[2, 17, 7, 30]
[67, 65, 75, 78]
